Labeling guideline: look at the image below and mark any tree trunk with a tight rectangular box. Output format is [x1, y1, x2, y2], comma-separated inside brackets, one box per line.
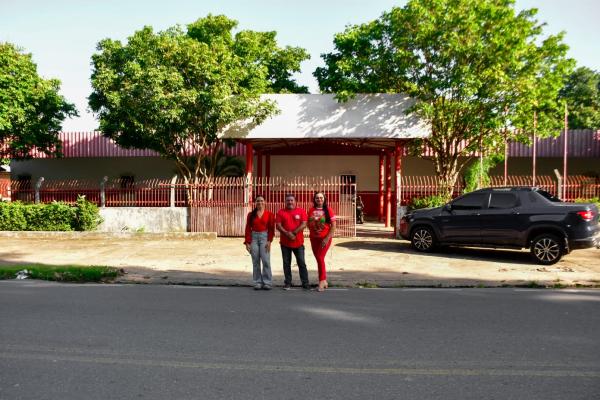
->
[433, 156, 460, 200]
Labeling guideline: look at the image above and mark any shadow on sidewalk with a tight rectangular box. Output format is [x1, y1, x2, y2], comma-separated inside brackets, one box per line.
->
[336, 240, 535, 266]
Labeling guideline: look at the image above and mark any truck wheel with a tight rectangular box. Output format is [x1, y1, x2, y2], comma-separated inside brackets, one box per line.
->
[531, 234, 563, 265]
[410, 226, 436, 252]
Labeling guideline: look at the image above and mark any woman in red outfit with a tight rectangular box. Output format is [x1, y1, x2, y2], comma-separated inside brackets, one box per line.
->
[244, 195, 275, 290]
[307, 192, 336, 292]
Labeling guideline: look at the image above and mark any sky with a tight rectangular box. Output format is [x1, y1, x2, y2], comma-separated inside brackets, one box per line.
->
[1, 0, 599, 131]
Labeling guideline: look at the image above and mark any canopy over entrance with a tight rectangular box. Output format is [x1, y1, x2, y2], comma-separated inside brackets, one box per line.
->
[223, 93, 430, 237]
[223, 93, 430, 141]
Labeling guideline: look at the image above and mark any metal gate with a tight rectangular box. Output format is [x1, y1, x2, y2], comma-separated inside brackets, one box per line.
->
[188, 176, 356, 237]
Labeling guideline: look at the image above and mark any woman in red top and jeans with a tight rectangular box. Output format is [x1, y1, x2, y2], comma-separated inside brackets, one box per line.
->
[244, 195, 275, 290]
[308, 192, 336, 292]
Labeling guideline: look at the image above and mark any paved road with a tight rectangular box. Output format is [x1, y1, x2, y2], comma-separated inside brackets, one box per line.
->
[1, 281, 599, 399]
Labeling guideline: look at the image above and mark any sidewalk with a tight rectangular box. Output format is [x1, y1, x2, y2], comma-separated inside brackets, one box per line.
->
[1, 233, 599, 287]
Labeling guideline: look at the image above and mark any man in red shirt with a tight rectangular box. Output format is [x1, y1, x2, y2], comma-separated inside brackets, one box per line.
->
[275, 193, 309, 290]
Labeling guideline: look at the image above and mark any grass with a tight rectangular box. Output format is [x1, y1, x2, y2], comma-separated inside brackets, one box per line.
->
[0, 265, 121, 282]
[355, 281, 379, 288]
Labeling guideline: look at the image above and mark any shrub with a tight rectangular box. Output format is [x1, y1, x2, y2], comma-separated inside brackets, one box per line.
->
[74, 195, 102, 231]
[575, 197, 600, 210]
[0, 201, 27, 230]
[0, 197, 101, 231]
[23, 202, 75, 231]
[409, 195, 447, 210]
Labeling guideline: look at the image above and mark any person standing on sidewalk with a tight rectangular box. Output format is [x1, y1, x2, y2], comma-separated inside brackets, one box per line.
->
[308, 192, 336, 292]
[244, 195, 275, 290]
[275, 194, 309, 290]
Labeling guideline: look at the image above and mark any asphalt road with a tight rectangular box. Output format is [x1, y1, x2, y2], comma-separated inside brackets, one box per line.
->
[0, 281, 599, 400]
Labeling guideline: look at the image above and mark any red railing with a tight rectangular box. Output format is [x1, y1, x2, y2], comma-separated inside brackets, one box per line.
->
[185, 176, 357, 237]
[10, 178, 188, 207]
[399, 176, 464, 205]
[8, 175, 600, 209]
[562, 176, 600, 202]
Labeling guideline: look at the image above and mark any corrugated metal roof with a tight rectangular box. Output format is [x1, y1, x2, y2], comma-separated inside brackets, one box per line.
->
[25, 132, 246, 158]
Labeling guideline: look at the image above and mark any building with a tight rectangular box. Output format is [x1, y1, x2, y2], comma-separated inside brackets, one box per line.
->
[9, 94, 600, 222]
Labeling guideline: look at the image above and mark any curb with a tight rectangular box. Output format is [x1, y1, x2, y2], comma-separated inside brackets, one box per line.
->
[0, 231, 217, 240]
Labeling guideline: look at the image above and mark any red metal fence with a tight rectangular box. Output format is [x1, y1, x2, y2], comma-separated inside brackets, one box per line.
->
[399, 176, 464, 205]
[187, 176, 356, 237]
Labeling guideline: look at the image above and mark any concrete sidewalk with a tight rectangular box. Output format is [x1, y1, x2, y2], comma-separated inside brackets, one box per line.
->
[1, 233, 599, 287]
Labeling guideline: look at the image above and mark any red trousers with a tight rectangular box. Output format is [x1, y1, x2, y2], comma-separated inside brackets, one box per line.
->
[310, 237, 332, 281]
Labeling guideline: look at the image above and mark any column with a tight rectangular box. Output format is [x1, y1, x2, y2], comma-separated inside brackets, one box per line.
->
[385, 151, 392, 228]
[379, 153, 385, 222]
[394, 142, 402, 237]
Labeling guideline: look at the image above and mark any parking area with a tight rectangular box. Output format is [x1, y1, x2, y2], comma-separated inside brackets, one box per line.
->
[1, 233, 599, 287]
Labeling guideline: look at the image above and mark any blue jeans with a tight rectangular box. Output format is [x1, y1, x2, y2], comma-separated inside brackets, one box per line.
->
[281, 244, 309, 286]
[250, 231, 272, 286]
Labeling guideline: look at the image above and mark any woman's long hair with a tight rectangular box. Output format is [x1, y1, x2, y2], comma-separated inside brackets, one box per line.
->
[250, 194, 265, 223]
[313, 192, 331, 224]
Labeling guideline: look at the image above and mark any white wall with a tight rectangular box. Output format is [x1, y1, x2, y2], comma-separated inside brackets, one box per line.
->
[98, 207, 187, 232]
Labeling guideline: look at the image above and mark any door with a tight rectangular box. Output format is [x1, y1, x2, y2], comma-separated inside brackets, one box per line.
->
[438, 192, 489, 244]
[480, 192, 521, 245]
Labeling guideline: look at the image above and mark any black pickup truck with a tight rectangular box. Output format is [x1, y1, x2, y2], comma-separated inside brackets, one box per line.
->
[399, 187, 599, 264]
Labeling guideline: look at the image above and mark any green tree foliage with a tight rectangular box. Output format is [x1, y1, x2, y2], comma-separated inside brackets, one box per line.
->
[89, 15, 309, 183]
[315, 0, 573, 197]
[463, 155, 504, 193]
[558, 66, 600, 129]
[0, 43, 77, 159]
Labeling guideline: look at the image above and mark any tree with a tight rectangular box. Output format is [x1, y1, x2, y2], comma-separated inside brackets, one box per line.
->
[0, 42, 77, 160]
[89, 15, 309, 184]
[315, 0, 573, 197]
[558, 66, 600, 129]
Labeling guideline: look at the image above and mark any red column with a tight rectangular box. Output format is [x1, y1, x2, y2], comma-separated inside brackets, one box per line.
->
[245, 142, 253, 177]
[378, 153, 385, 222]
[256, 151, 263, 179]
[385, 151, 392, 228]
[394, 143, 402, 236]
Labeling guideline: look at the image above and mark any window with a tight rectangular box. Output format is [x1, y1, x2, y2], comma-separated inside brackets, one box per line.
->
[489, 193, 519, 209]
[536, 190, 561, 203]
[451, 193, 488, 210]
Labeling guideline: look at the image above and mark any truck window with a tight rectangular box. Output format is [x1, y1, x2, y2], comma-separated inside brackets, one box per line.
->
[489, 193, 519, 209]
[536, 190, 561, 203]
[451, 193, 488, 210]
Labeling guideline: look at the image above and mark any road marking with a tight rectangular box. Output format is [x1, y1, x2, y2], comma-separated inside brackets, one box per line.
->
[0, 352, 597, 378]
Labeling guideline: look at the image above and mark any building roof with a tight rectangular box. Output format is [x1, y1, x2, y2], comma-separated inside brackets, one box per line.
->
[222, 94, 430, 140]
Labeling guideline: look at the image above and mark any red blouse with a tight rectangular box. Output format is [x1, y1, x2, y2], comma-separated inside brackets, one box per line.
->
[307, 207, 336, 239]
[244, 210, 275, 244]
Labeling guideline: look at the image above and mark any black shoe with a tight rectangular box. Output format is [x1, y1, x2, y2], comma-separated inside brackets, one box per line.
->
[283, 283, 292, 291]
[302, 284, 311, 291]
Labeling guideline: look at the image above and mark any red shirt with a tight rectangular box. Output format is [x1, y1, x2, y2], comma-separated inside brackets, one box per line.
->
[307, 207, 336, 239]
[244, 210, 275, 245]
[275, 207, 307, 248]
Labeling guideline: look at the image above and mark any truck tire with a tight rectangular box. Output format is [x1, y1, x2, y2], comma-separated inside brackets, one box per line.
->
[531, 234, 563, 265]
[410, 226, 436, 252]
